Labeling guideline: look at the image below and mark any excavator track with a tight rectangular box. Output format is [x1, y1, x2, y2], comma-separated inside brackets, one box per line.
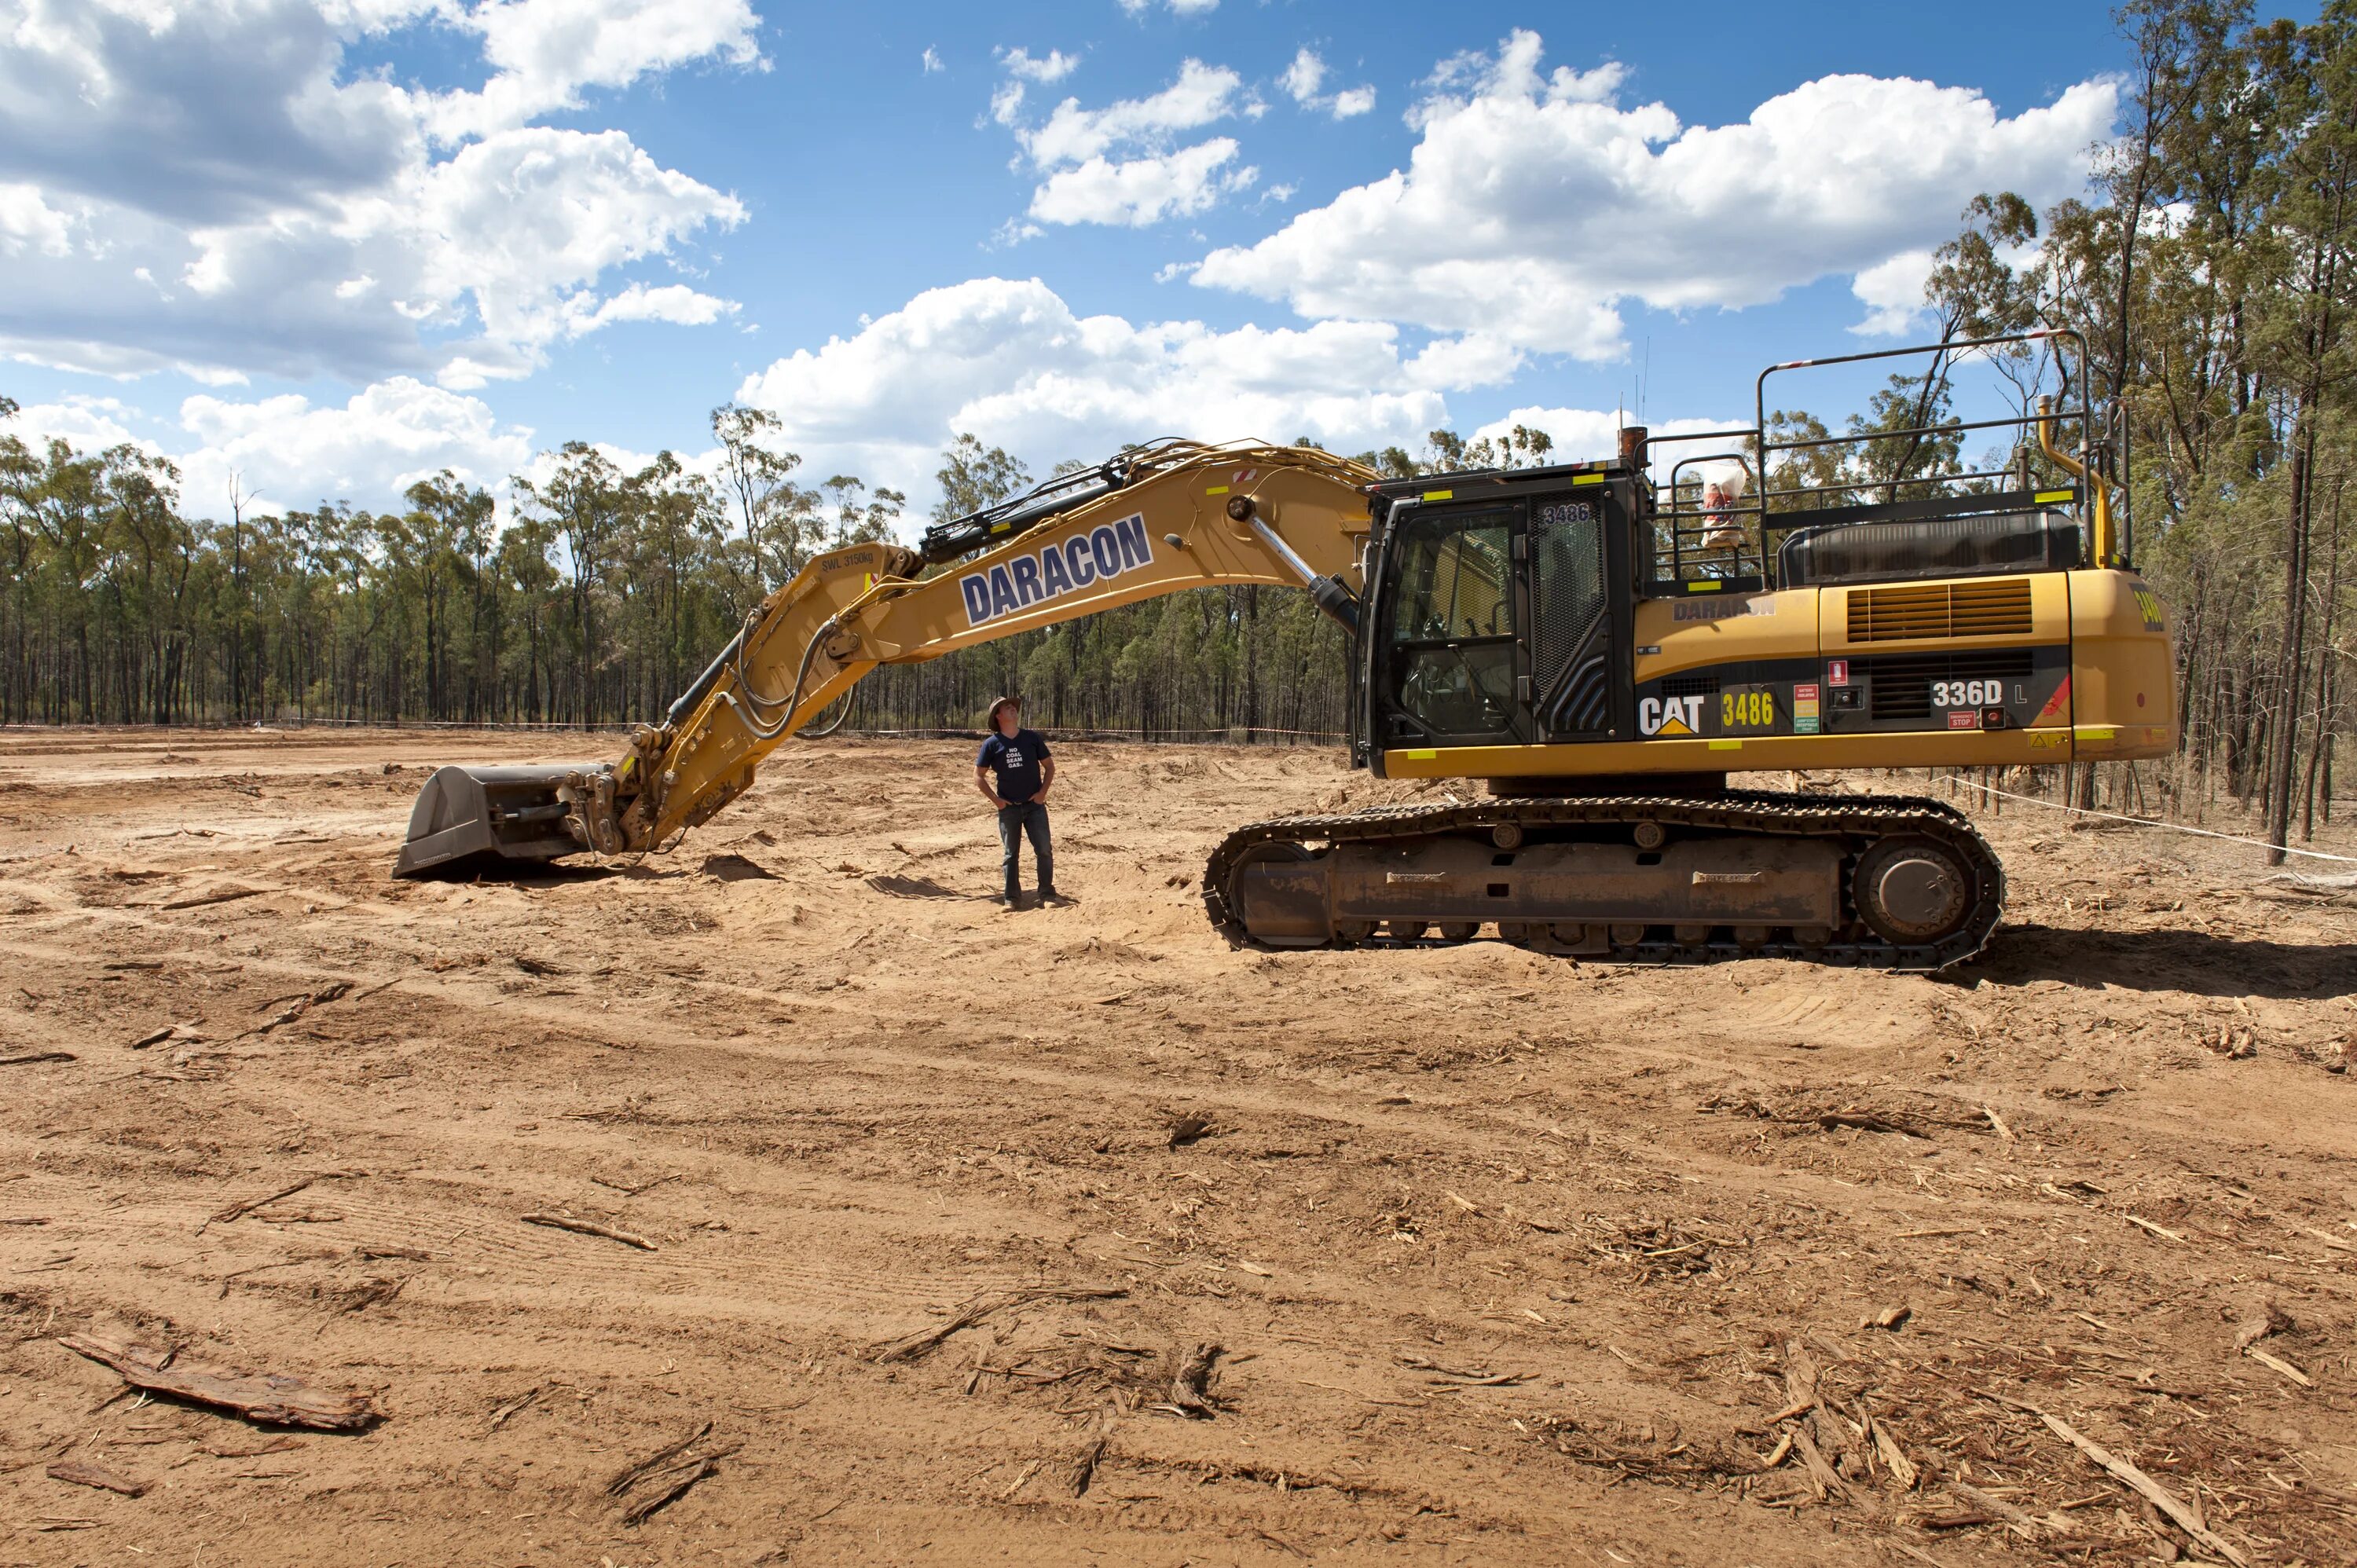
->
[1203, 790, 2003, 971]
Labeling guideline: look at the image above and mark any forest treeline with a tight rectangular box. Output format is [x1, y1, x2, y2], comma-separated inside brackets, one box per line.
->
[0, 0, 2349, 846]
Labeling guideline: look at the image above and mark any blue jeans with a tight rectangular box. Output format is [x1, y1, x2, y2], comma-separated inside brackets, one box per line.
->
[996, 800, 1054, 902]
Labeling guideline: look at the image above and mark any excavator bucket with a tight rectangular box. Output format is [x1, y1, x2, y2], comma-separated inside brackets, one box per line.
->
[391, 764, 596, 877]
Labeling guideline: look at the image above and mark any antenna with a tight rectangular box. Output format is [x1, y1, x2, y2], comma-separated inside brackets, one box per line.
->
[1640, 337, 1650, 423]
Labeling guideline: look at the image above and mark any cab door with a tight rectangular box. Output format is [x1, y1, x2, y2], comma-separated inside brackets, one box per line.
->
[1523, 489, 1626, 742]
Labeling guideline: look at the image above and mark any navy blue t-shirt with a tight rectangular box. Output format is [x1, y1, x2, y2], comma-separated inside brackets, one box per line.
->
[977, 728, 1050, 804]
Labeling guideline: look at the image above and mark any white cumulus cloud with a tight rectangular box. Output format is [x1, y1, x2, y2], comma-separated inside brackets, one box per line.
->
[424, 0, 764, 142]
[4, 376, 537, 516]
[995, 57, 1257, 229]
[0, 0, 754, 387]
[1279, 47, 1374, 120]
[1193, 29, 2114, 359]
[1849, 249, 1938, 337]
[997, 46, 1080, 83]
[176, 377, 537, 508]
[732, 277, 1518, 507]
[1118, 0, 1218, 15]
[1028, 140, 1253, 227]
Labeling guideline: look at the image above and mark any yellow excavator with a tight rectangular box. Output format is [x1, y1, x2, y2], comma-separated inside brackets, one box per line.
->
[395, 332, 2176, 969]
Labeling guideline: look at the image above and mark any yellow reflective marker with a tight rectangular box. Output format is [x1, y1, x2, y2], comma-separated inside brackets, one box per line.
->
[1687, 581, 1721, 593]
[1708, 740, 1743, 750]
[1422, 489, 1453, 502]
[1205, 485, 1229, 495]
[2077, 727, 2117, 741]
[2033, 489, 2075, 504]
[1403, 749, 1437, 760]
[1573, 472, 1604, 486]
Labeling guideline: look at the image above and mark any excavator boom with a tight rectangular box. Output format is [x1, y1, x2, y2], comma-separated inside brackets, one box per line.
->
[394, 439, 1377, 876]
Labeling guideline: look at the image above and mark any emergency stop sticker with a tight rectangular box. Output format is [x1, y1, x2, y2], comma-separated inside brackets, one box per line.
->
[1948, 710, 1981, 730]
[1792, 683, 1821, 735]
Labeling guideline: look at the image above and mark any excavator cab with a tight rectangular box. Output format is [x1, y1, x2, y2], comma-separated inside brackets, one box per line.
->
[1358, 459, 1637, 760]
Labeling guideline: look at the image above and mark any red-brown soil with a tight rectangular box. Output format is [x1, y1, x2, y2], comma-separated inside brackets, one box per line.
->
[2, 727, 2352, 1566]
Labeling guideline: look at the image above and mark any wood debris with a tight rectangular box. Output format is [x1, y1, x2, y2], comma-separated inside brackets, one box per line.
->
[486, 1387, 541, 1431]
[995, 1458, 1043, 1501]
[2245, 1346, 2313, 1387]
[605, 1421, 713, 1497]
[206, 1177, 314, 1230]
[1, 1050, 75, 1067]
[1160, 1341, 1224, 1419]
[159, 887, 268, 911]
[604, 1423, 737, 1526]
[1067, 1436, 1106, 1497]
[624, 1453, 730, 1524]
[870, 1285, 1127, 1364]
[1701, 1093, 1944, 1139]
[1985, 1392, 2247, 1566]
[1167, 1112, 1212, 1149]
[46, 1459, 148, 1497]
[58, 1333, 380, 1431]
[1947, 1479, 2041, 1538]
[1867, 1412, 1918, 1489]
[520, 1212, 655, 1251]
[230, 982, 353, 1042]
[2232, 1305, 2292, 1351]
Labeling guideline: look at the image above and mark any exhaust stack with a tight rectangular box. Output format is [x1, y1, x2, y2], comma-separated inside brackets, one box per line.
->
[392, 763, 602, 877]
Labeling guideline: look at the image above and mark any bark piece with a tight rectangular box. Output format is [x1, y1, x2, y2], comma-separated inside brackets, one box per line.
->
[47, 1460, 147, 1497]
[57, 1334, 379, 1432]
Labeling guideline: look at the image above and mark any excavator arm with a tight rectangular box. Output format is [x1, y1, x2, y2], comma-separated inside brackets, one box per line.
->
[394, 439, 1378, 874]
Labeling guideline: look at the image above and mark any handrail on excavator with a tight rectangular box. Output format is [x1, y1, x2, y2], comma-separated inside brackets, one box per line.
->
[2035, 394, 2116, 568]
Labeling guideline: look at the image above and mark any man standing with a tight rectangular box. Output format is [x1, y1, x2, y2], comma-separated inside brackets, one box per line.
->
[975, 696, 1058, 907]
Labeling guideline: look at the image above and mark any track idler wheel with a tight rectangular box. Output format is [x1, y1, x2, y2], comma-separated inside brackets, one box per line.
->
[1852, 836, 1972, 946]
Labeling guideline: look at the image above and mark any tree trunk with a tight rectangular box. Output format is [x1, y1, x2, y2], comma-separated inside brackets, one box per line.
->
[2265, 421, 2314, 864]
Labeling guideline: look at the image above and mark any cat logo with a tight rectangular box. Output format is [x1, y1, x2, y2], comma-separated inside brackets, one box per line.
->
[1639, 694, 1706, 737]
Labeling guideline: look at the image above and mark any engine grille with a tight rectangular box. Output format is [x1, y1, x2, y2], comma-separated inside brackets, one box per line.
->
[1847, 577, 2033, 642]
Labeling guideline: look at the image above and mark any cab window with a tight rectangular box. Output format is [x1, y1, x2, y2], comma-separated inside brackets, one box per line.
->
[1384, 511, 1517, 742]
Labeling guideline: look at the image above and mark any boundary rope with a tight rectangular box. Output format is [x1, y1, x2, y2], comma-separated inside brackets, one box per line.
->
[1961, 781, 2357, 865]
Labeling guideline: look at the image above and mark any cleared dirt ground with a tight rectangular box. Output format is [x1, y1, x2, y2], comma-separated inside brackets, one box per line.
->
[2, 727, 2354, 1567]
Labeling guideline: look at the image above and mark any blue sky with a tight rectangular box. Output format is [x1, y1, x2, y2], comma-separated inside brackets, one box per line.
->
[0, 0, 2225, 525]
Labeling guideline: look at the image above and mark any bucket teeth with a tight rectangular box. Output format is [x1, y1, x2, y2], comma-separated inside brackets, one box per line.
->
[391, 764, 602, 877]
